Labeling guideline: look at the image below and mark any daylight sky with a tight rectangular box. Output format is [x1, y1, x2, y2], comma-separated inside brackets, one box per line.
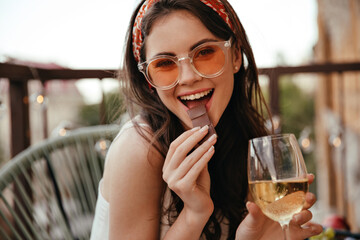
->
[0, 0, 318, 103]
[0, 0, 318, 69]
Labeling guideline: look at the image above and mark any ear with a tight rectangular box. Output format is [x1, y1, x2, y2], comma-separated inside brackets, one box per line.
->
[232, 47, 242, 74]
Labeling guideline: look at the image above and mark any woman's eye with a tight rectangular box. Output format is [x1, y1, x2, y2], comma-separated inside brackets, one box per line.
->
[196, 47, 216, 58]
[154, 59, 175, 68]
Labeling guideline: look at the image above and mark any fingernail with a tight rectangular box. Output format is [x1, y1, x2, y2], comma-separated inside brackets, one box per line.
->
[293, 214, 301, 223]
[207, 134, 217, 142]
[200, 125, 209, 132]
[207, 145, 214, 153]
[191, 126, 200, 131]
[309, 193, 315, 200]
[306, 192, 316, 202]
[310, 225, 321, 234]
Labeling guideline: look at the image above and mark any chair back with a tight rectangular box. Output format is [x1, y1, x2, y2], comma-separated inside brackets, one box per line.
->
[0, 124, 120, 240]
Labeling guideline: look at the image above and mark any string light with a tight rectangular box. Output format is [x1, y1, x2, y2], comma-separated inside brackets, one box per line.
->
[332, 136, 342, 148]
[273, 116, 281, 131]
[99, 140, 108, 150]
[95, 139, 111, 158]
[328, 133, 342, 148]
[301, 137, 311, 149]
[50, 121, 76, 137]
[298, 126, 314, 153]
[30, 92, 48, 110]
[265, 115, 281, 134]
[36, 94, 44, 104]
[58, 128, 67, 136]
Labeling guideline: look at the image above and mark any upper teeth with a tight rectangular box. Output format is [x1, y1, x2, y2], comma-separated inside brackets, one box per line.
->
[180, 89, 212, 101]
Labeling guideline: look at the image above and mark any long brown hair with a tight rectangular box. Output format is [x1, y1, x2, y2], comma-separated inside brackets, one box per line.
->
[121, 0, 268, 239]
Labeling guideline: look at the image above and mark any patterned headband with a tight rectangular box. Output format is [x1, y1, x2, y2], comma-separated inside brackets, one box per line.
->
[132, 0, 234, 63]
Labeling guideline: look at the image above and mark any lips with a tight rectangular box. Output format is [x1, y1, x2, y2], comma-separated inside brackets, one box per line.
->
[178, 89, 213, 109]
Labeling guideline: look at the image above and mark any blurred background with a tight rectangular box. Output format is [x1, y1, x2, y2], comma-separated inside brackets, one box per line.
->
[0, 0, 359, 236]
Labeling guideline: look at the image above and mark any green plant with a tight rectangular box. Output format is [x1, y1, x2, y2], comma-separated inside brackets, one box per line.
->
[279, 77, 315, 137]
[279, 76, 316, 193]
[261, 76, 316, 192]
[79, 91, 125, 126]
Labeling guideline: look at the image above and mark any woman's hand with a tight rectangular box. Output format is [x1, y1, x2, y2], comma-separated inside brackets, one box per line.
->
[162, 125, 217, 222]
[235, 174, 323, 240]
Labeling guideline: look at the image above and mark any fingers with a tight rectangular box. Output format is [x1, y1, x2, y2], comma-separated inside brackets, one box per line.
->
[235, 202, 270, 238]
[307, 173, 315, 185]
[163, 126, 207, 172]
[292, 222, 323, 239]
[240, 202, 323, 240]
[179, 144, 214, 185]
[246, 201, 262, 217]
[244, 202, 267, 227]
[293, 210, 312, 226]
[174, 134, 217, 180]
[162, 125, 217, 194]
[303, 192, 316, 210]
[291, 206, 323, 239]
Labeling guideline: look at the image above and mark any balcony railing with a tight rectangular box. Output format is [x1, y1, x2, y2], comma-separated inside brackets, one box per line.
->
[1, 61, 360, 233]
[1, 61, 360, 158]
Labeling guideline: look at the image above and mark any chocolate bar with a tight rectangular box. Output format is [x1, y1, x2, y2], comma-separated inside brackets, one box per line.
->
[187, 104, 216, 143]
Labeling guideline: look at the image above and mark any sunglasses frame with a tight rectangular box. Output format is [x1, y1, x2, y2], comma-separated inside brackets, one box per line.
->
[138, 38, 232, 90]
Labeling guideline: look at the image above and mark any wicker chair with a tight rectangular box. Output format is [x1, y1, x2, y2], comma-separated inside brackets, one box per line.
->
[0, 124, 120, 240]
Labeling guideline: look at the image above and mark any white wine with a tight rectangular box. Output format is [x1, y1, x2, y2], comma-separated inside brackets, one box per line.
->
[249, 179, 308, 224]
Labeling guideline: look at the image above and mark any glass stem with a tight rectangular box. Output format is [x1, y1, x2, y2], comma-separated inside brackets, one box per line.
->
[281, 224, 290, 240]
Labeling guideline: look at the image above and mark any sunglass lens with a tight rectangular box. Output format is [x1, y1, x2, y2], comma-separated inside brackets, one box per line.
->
[148, 58, 179, 88]
[193, 45, 225, 76]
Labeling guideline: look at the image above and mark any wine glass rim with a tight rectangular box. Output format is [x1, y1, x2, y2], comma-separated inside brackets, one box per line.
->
[250, 133, 295, 142]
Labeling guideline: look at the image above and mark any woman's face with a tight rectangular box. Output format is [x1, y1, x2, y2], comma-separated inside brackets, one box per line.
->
[145, 10, 241, 129]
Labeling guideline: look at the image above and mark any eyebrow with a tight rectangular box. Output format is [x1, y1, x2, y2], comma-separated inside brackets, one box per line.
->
[151, 38, 220, 58]
[190, 38, 219, 51]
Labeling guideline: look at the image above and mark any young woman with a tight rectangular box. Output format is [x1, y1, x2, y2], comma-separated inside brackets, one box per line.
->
[91, 0, 323, 239]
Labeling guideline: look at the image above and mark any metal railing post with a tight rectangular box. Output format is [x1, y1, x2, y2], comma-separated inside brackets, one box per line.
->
[9, 77, 33, 239]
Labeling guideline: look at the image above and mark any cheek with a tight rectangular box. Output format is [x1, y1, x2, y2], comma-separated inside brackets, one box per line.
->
[156, 90, 178, 115]
[220, 77, 234, 109]
[157, 90, 192, 128]
[210, 74, 234, 126]
[157, 90, 171, 104]
[218, 69, 235, 98]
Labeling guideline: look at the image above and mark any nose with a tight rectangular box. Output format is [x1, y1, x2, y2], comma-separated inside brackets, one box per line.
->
[178, 57, 202, 86]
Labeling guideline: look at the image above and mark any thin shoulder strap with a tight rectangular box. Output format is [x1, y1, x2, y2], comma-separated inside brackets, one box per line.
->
[113, 120, 149, 142]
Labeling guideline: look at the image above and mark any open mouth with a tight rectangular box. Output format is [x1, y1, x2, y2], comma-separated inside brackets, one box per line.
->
[179, 89, 214, 109]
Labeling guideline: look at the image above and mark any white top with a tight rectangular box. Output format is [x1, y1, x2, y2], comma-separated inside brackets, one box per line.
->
[90, 179, 110, 240]
[90, 180, 171, 239]
[90, 121, 229, 239]
[90, 121, 146, 240]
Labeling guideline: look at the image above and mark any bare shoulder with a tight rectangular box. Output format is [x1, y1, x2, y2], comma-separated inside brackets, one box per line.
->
[102, 123, 164, 200]
[102, 122, 165, 238]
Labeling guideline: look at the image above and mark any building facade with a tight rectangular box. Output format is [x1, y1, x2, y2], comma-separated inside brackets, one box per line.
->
[315, 0, 360, 231]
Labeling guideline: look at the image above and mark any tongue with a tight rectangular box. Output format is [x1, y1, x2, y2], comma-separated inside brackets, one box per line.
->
[185, 99, 208, 109]
[187, 104, 216, 144]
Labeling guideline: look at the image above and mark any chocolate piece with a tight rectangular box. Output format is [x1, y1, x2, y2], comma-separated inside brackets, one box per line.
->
[187, 104, 216, 143]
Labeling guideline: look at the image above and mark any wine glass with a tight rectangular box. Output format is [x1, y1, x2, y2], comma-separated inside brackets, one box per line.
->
[247, 134, 308, 240]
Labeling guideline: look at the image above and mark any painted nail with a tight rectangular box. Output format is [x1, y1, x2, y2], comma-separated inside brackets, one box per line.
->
[293, 214, 301, 223]
[207, 134, 217, 142]
[191, 126, 201, 131]
[200, 125, 209, 132]
[207, 145, 214, 153]
[311, 225, 322, 234]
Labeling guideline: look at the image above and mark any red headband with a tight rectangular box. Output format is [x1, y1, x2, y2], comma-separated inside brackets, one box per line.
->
[132, 0, 234, 63]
